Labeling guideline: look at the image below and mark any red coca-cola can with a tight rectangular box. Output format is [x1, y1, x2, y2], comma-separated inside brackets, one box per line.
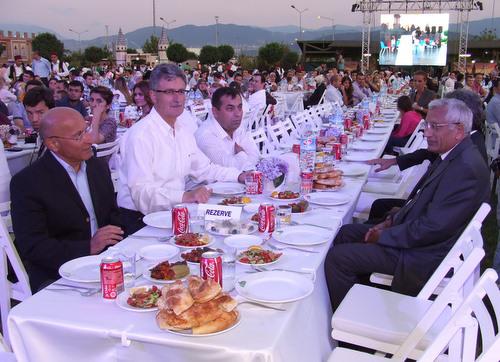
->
[340, 133, 348, 146]
[258, 203, 276, 233]
[344, 118, 352, 130]
[172, 204, 190, 235]
[200, 251, 223, 287]
[249, 171, 263, 194]
[355, 126, 363, 138]
[300, 170, 314, 194]
[292, 144, 300, 155]
[332, 143, 342, 160]
[363, 114, 370, 129]
[100, 257, 124, 300]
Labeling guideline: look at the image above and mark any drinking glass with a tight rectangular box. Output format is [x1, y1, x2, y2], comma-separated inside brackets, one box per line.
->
[244, 174, 258, 195]
[222, 248, 237, 292]
[115, 251, 136, 288]
[276, 205, 292, 230]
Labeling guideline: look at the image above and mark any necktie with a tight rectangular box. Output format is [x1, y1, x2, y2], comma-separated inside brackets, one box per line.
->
[393, 156, 442, 224]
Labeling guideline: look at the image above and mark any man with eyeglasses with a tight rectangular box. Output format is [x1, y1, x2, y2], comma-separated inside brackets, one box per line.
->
[10, 107, 123, 292]
[118, 63, 250, 234]
[325, 98, 489, 312]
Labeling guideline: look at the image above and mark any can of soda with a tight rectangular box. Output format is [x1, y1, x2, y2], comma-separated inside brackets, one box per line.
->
[300, 170, 314, 194]
[172, 204, 190, 235]
[258, 203, 276, 233]
[292, 144, 301, 155]
[200, 251, 223, 287]
[100, 257, 124, 300]
[332, 143, 342, 160]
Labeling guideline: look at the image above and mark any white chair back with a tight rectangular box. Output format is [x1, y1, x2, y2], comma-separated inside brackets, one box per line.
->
[267, 120, 294, 149]
[189, 102, 209, 121]
[0, 202, 31, 348]
[0, 144, 11, 204]
[485, 122, 500, 164]
[393, 119, 425, 155]
[250, 128, 275, 156]
[94, 138, 121, 158]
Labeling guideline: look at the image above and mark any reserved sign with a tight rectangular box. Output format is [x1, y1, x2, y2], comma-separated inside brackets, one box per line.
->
[197, 204, 241, 221]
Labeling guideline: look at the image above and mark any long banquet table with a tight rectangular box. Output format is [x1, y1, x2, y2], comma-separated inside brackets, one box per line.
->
[8, 104, 399, 362]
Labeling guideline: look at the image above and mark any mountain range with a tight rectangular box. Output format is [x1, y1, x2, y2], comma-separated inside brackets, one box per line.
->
[1, 18, 499, 53]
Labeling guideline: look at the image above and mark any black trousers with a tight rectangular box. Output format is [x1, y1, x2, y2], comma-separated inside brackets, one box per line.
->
[367, 198, 406, 224]
[324, 224, 400, 312]
[120, 207, 146, 236]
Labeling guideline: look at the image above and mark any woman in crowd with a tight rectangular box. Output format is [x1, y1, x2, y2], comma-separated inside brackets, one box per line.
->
[113, 77, 133, 105]
[88, 86, 117, 144]
[384, 95, 421, 155]
[368, 72, 382, 93]
[132, 80, 153, 118]
[340, 75, 354, 106]
[193, 79, 210, 99]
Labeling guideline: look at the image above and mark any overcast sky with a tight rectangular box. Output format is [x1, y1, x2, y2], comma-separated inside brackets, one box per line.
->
[0, 0, 497, 39]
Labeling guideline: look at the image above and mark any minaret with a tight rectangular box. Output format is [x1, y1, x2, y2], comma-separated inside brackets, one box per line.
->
[115, 28, 127, 66]
[158, 26, 169, 64]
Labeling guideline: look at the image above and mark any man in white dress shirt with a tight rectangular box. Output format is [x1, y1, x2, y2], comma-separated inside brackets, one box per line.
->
[195, 87, 259, 170]
[248, 73, 275, 112]
[325, 74, 344, 106]
[118, 64, 248, 234]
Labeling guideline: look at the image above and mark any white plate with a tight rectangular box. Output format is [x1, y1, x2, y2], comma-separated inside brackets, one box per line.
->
[165, 313, 241, 337]
[224, 234, 263, 249]
[366, 129, 387, 134]
[343, 154, 373, 162]
[143, 211, 172, 229]
[304, 192, 351, 206]
[208, 182, 245, 196]
[139, 245, 179, 261]
[273, 225, 332, 246]
[373, 123, 392, 128]
[269, 195, 301, 202]
[206, 222, 257, 236]
[360, 135, 384, 142]
[243, 203, 260, 213]
[235, 271, 314, 303]
[115, 286, 159, 312]
[170, 234, 214, 249]
[18, 143, 37, 149]
[337, 164, 367, 177]
[350, 144, 377, 152]
[236, 250, 283, 266]
[59, 255, 101, 282]
[143, 263, 190, 284]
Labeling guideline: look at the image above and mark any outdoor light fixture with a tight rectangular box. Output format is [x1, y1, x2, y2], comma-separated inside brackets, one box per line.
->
[475, 1, 483, 11]
[351, 3, 360, 12]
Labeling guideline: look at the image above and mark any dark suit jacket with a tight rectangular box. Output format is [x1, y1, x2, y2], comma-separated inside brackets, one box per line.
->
[10, 152, 121, 292]
[410, 88, 436, 117]
[304, 84, 326, 108]
[378, 137, 490, 295]
[396, 130, 488, 170]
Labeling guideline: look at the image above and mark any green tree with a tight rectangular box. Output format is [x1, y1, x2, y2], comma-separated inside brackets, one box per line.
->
[281, 50, 299, 70]
[238, 55, 257, 70]
[32, 32, 64, 59]
[127, 48, 137, 54]
[167, 43, 189, 63]
[474, 28, 497, 41]
[199, 45, 219, 65]
[186, 51, 198, 60]
[217, 44, 235, 63]
[143, 35, 159, 53]
[257, 42, 286, 69]
[83, 46, 111, 64]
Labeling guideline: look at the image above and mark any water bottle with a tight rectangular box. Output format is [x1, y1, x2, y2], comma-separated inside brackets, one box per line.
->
[111, 95, 120, 123]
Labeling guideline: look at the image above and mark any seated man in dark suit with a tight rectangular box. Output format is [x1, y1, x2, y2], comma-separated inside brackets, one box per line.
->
[366, 89, 488, 222]
[325, 98, 490, 312]
[10, 107, 123, 292]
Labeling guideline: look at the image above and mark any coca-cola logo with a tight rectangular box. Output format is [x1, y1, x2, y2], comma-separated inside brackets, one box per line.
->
[177, 211, 186, 231]
[204, 261, 216, 279]
[258, 208, 266, 230]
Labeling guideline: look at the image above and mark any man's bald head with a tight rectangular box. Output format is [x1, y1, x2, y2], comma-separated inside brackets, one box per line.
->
[40, 107, 94, 167]
[39, 107, 84, 140]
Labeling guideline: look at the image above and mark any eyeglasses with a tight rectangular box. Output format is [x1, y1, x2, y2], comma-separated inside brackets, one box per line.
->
[423, 121, 461, 131]
[153, 89, 189, 96]
[48, 123, 92, 142]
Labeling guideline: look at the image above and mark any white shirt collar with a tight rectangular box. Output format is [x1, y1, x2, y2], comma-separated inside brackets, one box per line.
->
[50, 151, 86, 174]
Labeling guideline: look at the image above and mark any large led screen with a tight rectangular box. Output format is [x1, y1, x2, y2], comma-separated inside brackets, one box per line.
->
[379, 13, 449, 66]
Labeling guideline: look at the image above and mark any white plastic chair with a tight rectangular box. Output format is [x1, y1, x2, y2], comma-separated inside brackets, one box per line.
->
[0, 202, 31, 348]
[370, 203, 491, 292]
[93, 138, 121, 159]
[0, 333, 16, 360]
[290, 111, 307, 131]
[328, 269, 500, 362]
[267, 120, 296, 149]
[331, 218, 486, 360]
[393, 119, 425, 155]
[485, 122, 500, 164]
[250, 128, 276, 156]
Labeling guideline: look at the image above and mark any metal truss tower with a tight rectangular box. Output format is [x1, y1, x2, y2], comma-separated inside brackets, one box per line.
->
[351, 0, 483, 73]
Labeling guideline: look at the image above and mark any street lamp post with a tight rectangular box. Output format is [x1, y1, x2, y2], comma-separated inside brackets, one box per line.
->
[68, 28, 89, 53]
[317, 15, 335, 41]
[291, 5, 308, 40]
[215, 16, 220, 47]
[159, 17, 176, 41]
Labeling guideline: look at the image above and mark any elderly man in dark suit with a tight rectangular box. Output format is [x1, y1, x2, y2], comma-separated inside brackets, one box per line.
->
[10, 107, 123, 292]
[325, 98, 490, 311]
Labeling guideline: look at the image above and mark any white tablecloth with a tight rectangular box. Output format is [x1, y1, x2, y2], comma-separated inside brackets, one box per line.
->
[8, 107, 397, 362]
